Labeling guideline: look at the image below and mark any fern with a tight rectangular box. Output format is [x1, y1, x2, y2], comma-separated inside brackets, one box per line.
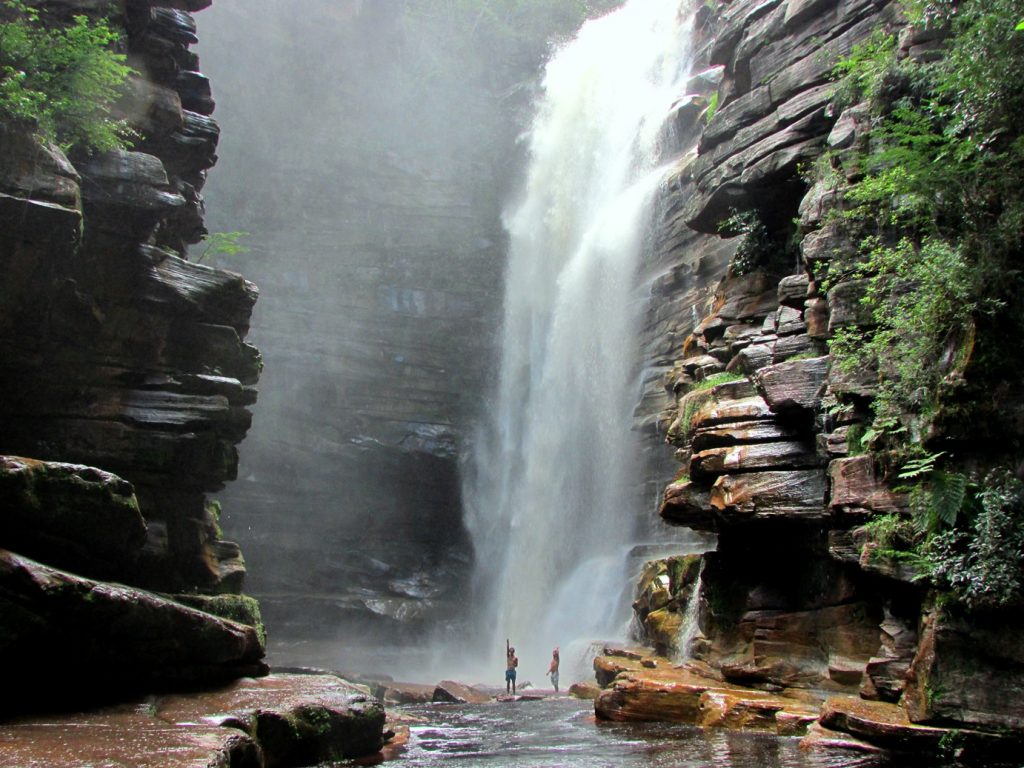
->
[926, 471, 968, 533]
[898, 451, 946, 480]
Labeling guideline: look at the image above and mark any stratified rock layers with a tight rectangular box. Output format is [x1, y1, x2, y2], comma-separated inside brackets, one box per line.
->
[0, 0, 265, 698]
[197, 1, 499, 649]
[620, 0, 1024, 759]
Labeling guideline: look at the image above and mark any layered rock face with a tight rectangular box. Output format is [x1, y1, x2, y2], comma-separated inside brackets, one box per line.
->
[618, 0, 1024, 757]
[195, 0, 511, 651]
[0, 0, 266, 701]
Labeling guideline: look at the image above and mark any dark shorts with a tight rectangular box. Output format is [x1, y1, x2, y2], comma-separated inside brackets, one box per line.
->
[505, 668, 516, 682]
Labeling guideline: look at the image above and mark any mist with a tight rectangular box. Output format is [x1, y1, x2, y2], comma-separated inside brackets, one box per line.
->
[195, 0, 635, 680]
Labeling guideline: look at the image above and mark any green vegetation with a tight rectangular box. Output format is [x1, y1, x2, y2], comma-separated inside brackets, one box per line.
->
[0, 0, 134, 152]
[925, 470, 1024, 609]
[692, 371, 745, 391]
[826, 0, 1024, 449]
[703, 91, 719, 124]
[197, 231, 250, 264]
[824, 0, 1024, 608]
[719, 210, 773, 276]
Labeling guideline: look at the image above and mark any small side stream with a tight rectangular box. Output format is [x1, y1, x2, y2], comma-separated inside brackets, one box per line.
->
[380, 699, 899, 768]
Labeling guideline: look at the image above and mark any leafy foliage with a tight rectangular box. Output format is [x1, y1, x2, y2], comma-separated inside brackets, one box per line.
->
[197, 231, 250, 264]
[703, 91, 719, 124]
[719, 210, 777, 276]
[924, 470, 1024, 608]
[825, 0, 1024, 449]
[0, 0, 134, 152]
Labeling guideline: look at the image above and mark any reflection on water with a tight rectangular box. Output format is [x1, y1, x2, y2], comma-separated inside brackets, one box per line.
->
[386, 699, 898, 768]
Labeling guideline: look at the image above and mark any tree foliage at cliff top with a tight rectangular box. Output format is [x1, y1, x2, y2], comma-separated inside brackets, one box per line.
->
[829, 0, 1024, 451]
[0, 0, 133, 152]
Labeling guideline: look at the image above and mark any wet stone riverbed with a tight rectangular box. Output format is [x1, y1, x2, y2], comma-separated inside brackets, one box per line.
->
[373, 698, 925, 768]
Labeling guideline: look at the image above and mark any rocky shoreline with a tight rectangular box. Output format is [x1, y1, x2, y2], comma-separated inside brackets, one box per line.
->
[0, 674, 386, 768]
[592, 646, 1023, 763]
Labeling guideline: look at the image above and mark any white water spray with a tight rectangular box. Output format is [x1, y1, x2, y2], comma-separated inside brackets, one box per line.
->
[674, 560, 705, 662]
[463, 0, 695, 677]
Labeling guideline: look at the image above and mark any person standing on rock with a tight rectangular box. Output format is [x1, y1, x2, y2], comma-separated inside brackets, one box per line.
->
[548, 647, 560, 692]
[505, 641, 518, 694]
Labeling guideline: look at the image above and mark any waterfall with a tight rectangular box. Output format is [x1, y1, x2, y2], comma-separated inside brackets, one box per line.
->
[463, 0, 695, 674]
[674, 560, 705, 663]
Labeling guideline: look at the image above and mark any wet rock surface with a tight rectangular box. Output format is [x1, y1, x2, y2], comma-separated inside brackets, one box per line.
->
[0, 549, 266, 709]
[0, 674, 386, 767]
[0, 0, 266, 720]
[626, 0, 1024, 758]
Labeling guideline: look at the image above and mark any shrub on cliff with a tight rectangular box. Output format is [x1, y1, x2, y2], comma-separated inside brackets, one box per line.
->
[827, 0, 1024, 606]
[827, 0, 1024, 450]
[0, 0, 134, 152]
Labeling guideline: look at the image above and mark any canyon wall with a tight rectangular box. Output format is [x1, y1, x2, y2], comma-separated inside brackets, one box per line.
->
[616, 0, 1024, 753]
[194, 1, 502, 654]
[0, 0, 266, 703]
[194, 1, 625, 659]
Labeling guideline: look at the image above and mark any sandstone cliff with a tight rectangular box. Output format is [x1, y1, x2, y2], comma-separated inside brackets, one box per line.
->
[616, 0, 1024, 757]
[0, 0, 266, 703]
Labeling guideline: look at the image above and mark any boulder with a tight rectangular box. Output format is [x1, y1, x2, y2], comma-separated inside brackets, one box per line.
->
[378, 682, 436, 705]
[660, 479, 714, 530]
[754, 356, 829, 413]
[432, 680, 490, 704]
[727, 342, 774, 374]
[0, 456, 147, 580]
[0, 548, 266, 707]
[78, 151, 185, 218]
[777, 274, 810, 307]
[0, 128, 80, 207]
[569, 682, 601, 700]
[903, 604, 1024, 732]
[829, 457, 908, 517]
[710, 470, 827, 522]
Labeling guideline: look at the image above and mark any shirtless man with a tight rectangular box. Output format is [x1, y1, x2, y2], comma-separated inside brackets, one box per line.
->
[548, 647, 560, 692]
[505, 644, 519, 694]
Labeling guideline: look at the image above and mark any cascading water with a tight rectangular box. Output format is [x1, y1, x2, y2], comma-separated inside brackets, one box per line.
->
[462, 0, 696, 675]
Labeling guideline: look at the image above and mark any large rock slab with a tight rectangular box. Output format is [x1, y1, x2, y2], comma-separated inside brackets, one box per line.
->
[691, 441, 820, 480]
[903, 604, 1024, 732]
[698, 688, 818, 733]
[595, 663, 821, 734]
[0, 711, 260, 768]
[0, 456, 146, 580]
[829, 457, 908, 518]
[0, 674, 385, 767]
[754, 356, 829, 413]
[0, 548, 265, 707]
[691, 419, 802, 452]
[820, 696, 1019, 760]
[710, 470, 827, 522]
